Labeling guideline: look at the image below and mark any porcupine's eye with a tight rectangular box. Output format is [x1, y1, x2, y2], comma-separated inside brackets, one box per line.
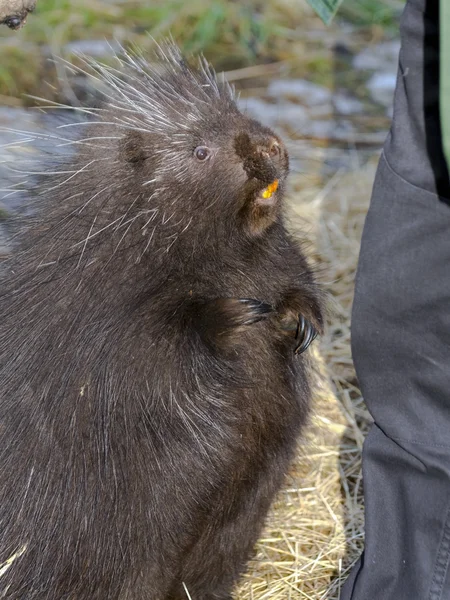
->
[194, 146, 211, 161]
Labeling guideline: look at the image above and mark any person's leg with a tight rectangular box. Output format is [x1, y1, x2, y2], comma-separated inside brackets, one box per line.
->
[341, 1, 450, 598]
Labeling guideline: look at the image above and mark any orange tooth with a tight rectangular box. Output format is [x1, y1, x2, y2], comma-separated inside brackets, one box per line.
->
[261, 180, 279, 199]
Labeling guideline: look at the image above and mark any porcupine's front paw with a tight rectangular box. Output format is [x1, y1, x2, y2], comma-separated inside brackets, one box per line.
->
[277, 310, 318, 355]
[187, 297, 274, 349]
[275, 289, 323, 355]
[225, 298, 274, 327]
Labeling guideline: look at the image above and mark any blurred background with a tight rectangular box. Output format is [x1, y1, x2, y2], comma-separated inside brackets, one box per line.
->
[0, 1, 405, 598]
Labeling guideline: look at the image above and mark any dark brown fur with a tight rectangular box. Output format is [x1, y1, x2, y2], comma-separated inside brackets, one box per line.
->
[0, 44, 323, 599]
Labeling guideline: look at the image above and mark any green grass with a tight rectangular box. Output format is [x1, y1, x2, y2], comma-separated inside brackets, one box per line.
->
[338, 0, 405, 29]
[0, 0, 402, 105]
[1, 0, 280, 62]
[0, 0, 284, 102]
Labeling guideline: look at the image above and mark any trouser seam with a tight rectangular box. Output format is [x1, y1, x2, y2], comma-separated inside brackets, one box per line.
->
[382, 149, 450, 206]
[428, 502, 450, 600]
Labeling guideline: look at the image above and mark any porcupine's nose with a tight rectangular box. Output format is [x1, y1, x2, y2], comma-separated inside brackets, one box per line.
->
[234, 133, 283, 184]
[249, 139, 281, 184]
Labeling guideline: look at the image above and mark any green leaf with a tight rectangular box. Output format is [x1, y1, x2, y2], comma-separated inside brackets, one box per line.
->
[440, 0, 450, 172]
[305, 0, 345, 24]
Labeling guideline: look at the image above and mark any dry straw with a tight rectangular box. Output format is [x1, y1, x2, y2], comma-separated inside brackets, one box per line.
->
[236, 155, 378, 600]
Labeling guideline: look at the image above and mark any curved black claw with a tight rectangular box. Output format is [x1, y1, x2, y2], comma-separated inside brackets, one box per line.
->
[238, 298, 274, 326]
[294, 314, 318, 355]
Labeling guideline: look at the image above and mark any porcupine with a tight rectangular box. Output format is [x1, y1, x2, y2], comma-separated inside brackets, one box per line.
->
[0, 43, 323, 599]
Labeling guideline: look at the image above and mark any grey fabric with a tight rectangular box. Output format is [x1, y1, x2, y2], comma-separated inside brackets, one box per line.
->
[341, 0, 450, 598]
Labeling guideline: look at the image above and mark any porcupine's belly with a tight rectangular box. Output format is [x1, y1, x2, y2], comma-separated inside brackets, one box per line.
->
[213, 355, 305, 509]
[171, 379, 306, 597]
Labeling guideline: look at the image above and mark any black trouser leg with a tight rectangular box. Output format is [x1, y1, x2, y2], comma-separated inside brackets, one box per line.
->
[341, 0, 450, 598]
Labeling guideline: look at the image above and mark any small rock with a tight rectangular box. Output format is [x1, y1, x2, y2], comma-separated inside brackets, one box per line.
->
[333, 94, 364, 115]
[301, 120, 334, 139]
[0, 106, 33, 126]
[353, 41, 401, 72]
[333, 42, 354, 59]
[64, 39, 121, 58]
[299, 119, 354, 140]
[367, 72, 397, 108]
[308, 104, 333, 118]
[267, 79, 331, 106]
[238, 97, 308, 129]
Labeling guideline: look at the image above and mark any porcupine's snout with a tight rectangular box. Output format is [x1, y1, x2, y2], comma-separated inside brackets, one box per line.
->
[234, 131, 288, 185]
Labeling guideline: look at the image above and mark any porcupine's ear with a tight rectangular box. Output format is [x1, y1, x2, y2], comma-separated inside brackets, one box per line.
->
[120, 130, 149, 164]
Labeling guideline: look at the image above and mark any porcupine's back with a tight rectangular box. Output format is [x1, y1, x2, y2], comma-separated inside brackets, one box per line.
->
[0, 43, 322, 599]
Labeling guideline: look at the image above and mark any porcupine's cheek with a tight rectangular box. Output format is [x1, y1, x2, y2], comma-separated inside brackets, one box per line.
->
[221, 159, 249, 204]
[231, 156, 250, 184]
[237, 178, 283, 237]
